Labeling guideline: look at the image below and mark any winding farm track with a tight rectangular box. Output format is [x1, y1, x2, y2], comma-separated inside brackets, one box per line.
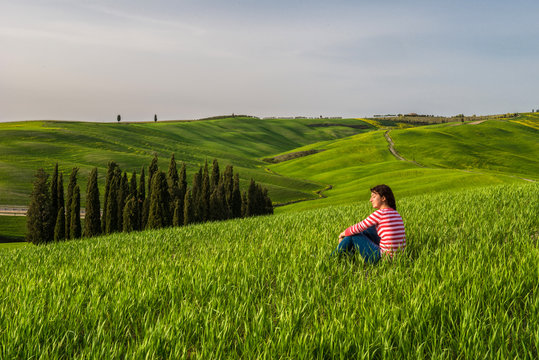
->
[384, 130, 424, 167]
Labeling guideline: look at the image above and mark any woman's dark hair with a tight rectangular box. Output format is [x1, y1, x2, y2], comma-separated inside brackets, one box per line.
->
[370, 184, 397, 210]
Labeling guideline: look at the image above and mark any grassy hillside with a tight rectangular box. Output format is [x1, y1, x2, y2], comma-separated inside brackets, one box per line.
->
[390, 115, 539, 178]
[1, 183, 537, 358]
[0, 117, 372, 206]
[269, 116, 536, 212]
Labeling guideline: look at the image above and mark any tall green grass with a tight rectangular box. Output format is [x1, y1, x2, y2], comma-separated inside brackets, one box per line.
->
[1, 183, 537, 358]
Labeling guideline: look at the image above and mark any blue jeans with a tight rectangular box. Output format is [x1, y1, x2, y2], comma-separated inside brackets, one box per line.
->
[333, 226, 381, 264]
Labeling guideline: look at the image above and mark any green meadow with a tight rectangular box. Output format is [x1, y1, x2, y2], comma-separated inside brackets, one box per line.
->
[0, 113, 538, 358]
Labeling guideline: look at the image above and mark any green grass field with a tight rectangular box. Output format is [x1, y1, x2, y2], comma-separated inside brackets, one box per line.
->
[0, 113, 538, 357]
[0, 183, 537, 358]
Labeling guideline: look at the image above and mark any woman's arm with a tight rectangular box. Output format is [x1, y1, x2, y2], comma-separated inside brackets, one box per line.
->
[343, 211, 381, 237]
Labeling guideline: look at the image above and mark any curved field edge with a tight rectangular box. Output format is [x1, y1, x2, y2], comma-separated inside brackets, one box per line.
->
[0, 183, 537, 358]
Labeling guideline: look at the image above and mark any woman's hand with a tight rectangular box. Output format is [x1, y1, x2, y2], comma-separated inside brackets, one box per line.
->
[338, 231, 346, 243]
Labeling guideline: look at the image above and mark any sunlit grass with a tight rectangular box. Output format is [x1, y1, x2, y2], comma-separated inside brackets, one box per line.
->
[0, 183, 537, 358]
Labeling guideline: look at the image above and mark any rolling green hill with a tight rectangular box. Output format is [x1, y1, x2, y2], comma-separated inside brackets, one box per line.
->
[0, 117, 372, 206]
[268, 114, 537, 212]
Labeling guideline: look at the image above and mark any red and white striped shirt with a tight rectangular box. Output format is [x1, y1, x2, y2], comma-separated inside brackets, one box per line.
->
[344, 208, 406, 256]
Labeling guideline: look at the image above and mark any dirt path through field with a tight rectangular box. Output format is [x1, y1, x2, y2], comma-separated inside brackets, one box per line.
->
[384, 130, 423, 167]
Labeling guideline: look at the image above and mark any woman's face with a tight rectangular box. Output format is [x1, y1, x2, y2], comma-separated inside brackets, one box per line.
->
[370, 192, 386, 209]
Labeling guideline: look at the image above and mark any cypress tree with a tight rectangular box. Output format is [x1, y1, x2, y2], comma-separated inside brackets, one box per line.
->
[256, 184, 265, 216]
[129, 171, 139, 230]
[138, 167, 146, 229]
[65, 167, 78, 239]
[172, 199, 182, 227]
[263, 188, 274, 215]
[232, 173, 242, 218]
[129, 171, 138, 200]
[176, 162, 187, 225]
[147, 171, 168, 229]
[211, 158, 220, 191]
[105, 170, 120, 234]
[57, 172, 65, 217]
[102, 162, 118, 233]
[141, 198, 150, 230]
[241, 190, 248, 217]
[191, 167, 202, 222]
[50, 162, 59, 227]
[54, 206, 65, 241]
[167, 154, 180, 201]
[183, 189, 193, 226]
[83, 167, 101, 238]
[117, 172, 128, 231]
[26, 168, 53, 244]
[148, 154, 159, 199]
[123, 196, 138, 233]
[247, 179, 257, 217]
[70, 184, 81, 239]
[223, 165, 234, 217]
[201, 160, 211, 221]
[179, 162, 187, 202]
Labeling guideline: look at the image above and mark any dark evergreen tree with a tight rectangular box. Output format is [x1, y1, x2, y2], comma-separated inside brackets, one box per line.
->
[129, 171, 138, 200]
[241, 190, 248, 217]
[65, 167, 78, 240]
[123, 196, 138, 233]
[223, 164, 234, 216]
[50, 162, 59, 227]
[263, 188, 274, 215]
[183, 189, 193, 226]
[176, 162, 187, 225]
[117, 172, 129, 231]
[102, 161, 118, 233]
[256, 184, 265, 216]
[148, 154, 159, 199]
[211, 158, 220, 191]
[172, 199, 182, 227]
[209, 181, 228, 221]
[191, 167, 202, 222]
[167, 154, 180, 204]
[141, 198, 150, 230]
[147, 171, 169, 229]
[26, 168, 53, 244]
[201, 160, 211, 221]
[232, 172, 242, 218]
[117, 114, 121, 122]
[57, 172, 65, 217]
[105, 169, 120, 234]
[138, 166, 146, 229]
[54, 206, 65, 241]
[83, 167, 101, 238]
[179, 162, 187, 201]
[154, 114, 157, 122]
[246, 179, 257, 217]
[70, 184, 81, 239]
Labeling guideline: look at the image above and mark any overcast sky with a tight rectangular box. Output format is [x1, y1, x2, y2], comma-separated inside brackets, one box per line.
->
[1, 0, 538, 122]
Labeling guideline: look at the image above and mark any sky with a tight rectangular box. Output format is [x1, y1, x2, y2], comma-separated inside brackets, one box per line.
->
[1, 0, 538, 122]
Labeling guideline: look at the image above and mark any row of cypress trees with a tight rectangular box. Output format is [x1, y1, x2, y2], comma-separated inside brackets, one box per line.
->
[26, 156, 273, 244]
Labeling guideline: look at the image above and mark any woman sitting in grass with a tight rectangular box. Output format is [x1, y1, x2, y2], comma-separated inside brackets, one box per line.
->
[335, 184, 406, 263]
